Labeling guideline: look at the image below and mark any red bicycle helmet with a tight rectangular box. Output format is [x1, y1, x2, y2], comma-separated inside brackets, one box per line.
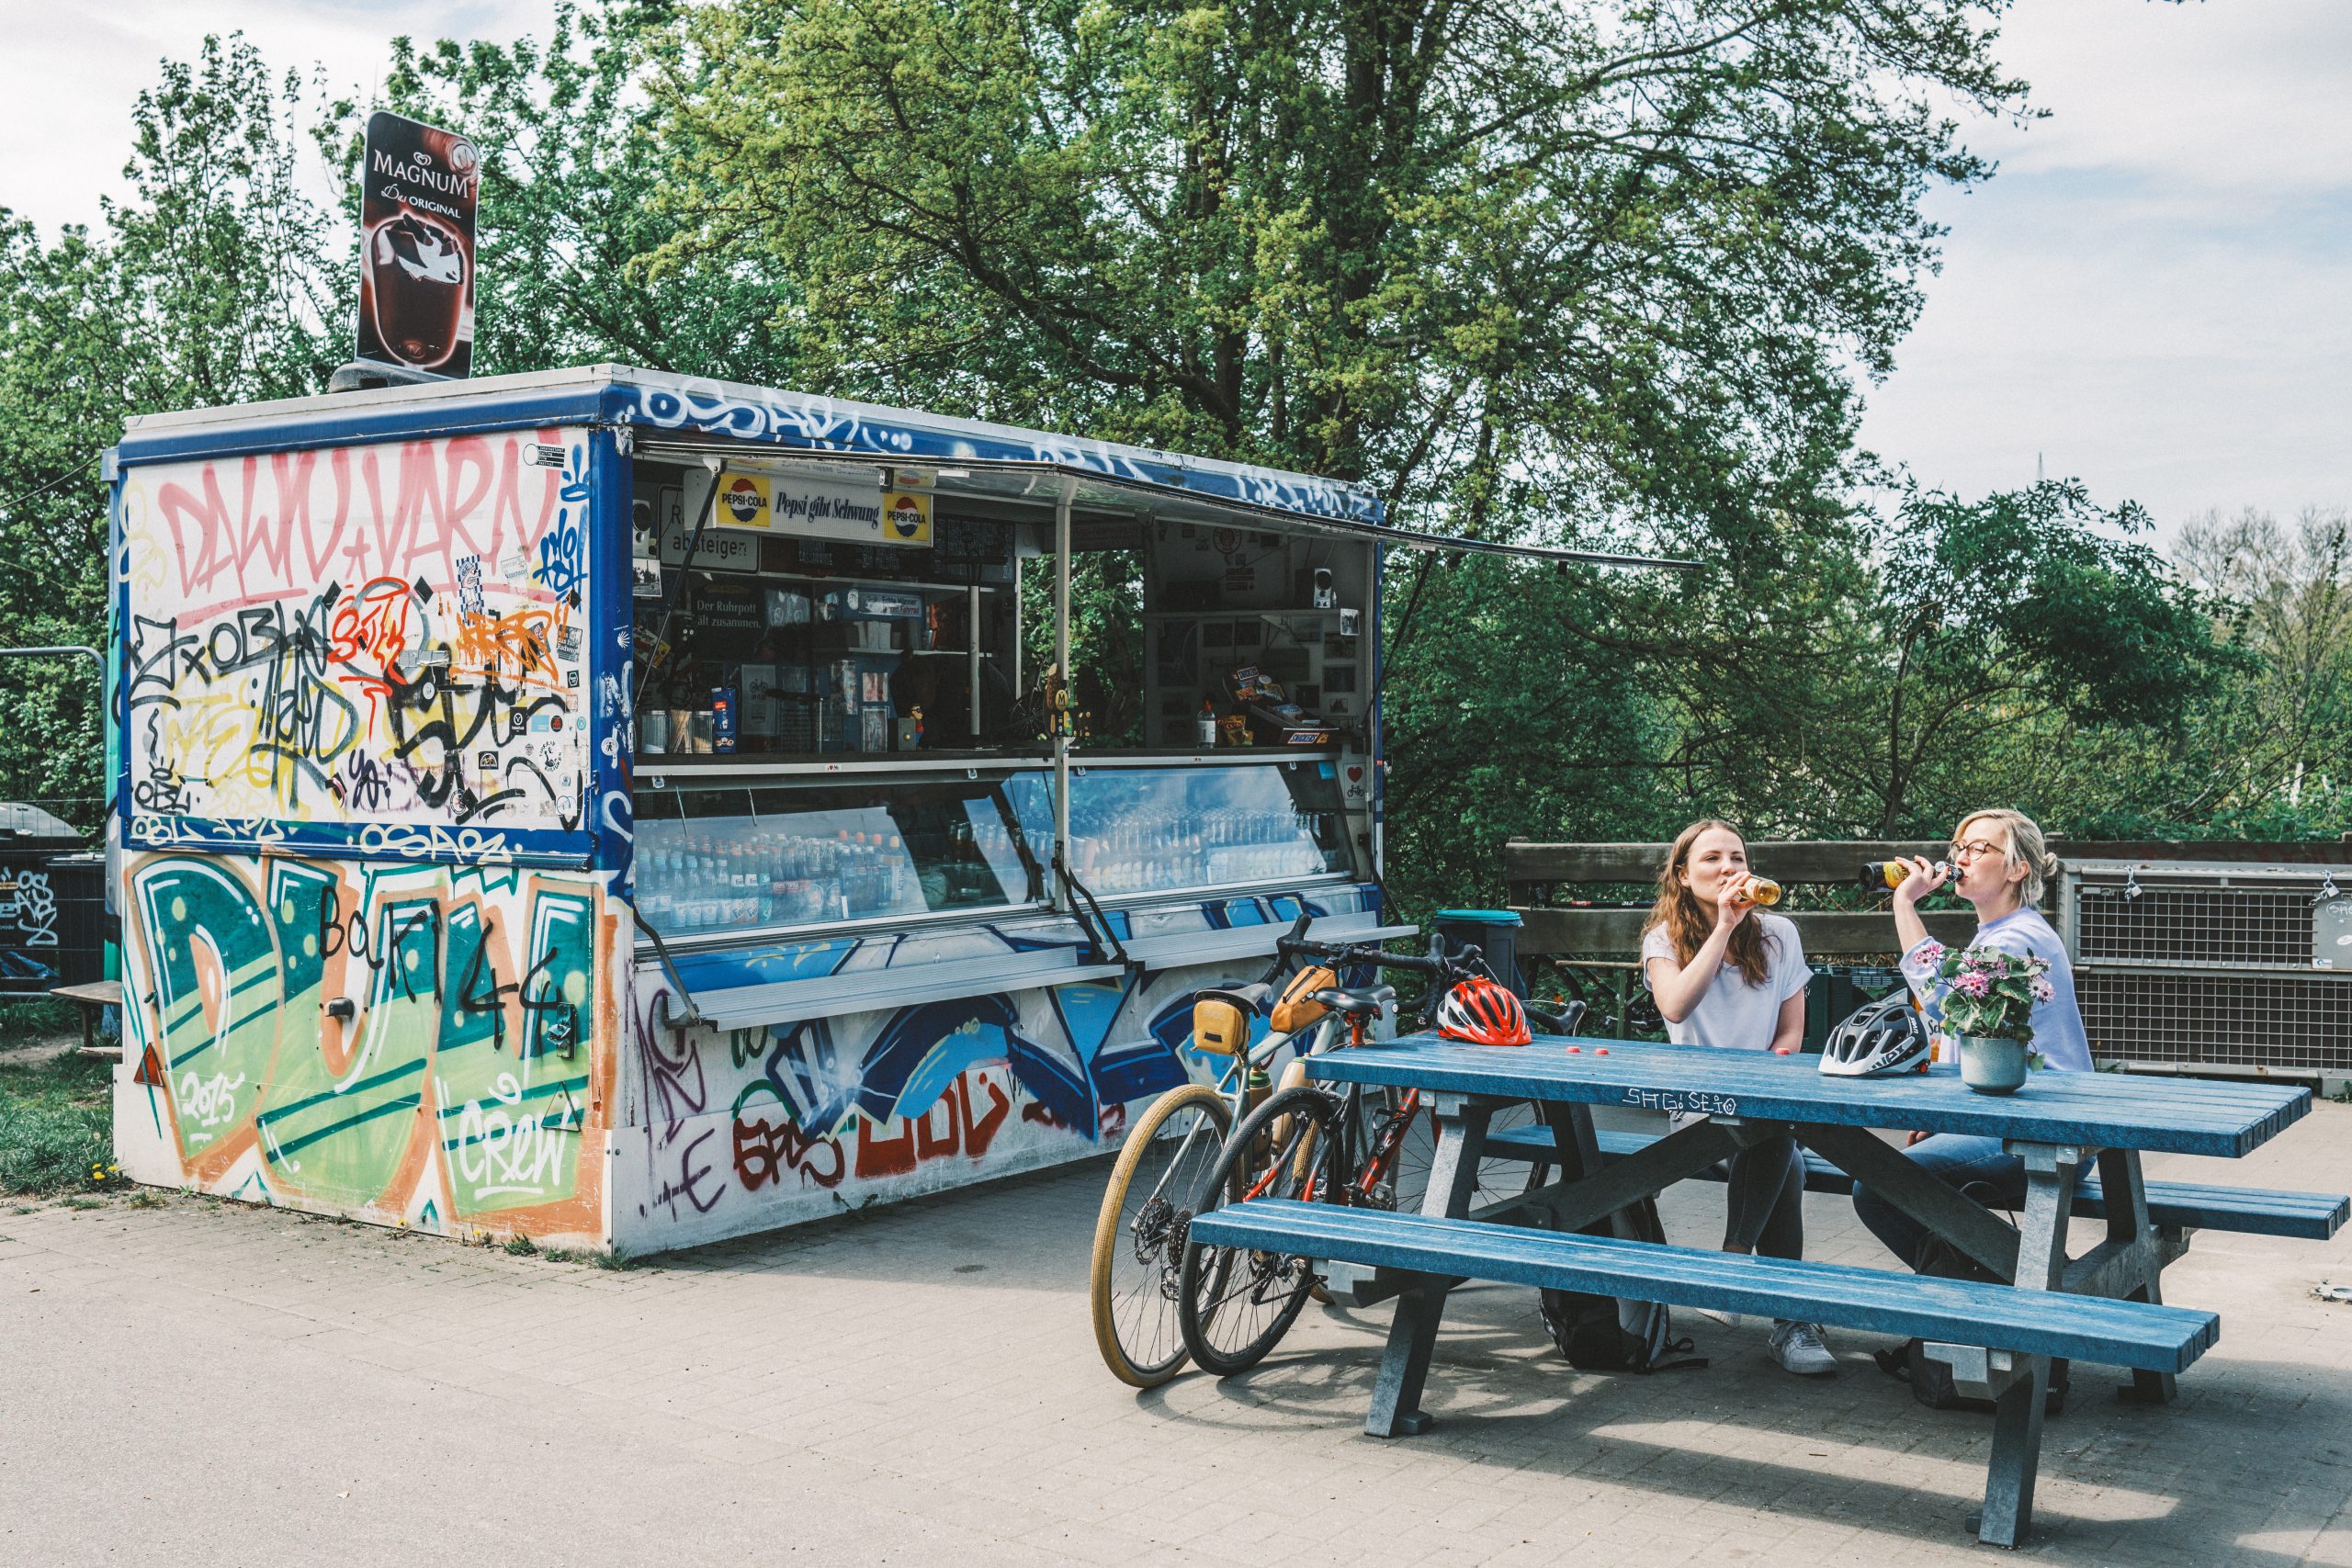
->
[1435, 978, 1532, 1046]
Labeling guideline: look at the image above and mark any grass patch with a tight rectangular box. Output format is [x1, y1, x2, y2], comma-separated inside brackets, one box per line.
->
[538, 1244, 636, 1270]
[503, 1232, 539, 1256]
[59, 1195, 107, 1211]
[1, 997, 84, 1040]
[0, 1051, 115, 1198]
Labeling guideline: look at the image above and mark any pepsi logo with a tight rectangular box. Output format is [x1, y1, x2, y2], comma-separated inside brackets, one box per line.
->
[886, 492, 925, 539]
[722, 478, 764, 525]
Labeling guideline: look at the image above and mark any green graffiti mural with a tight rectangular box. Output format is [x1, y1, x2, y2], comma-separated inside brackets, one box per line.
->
[431, 886, 597, 1214]
[122, 852, 608, 1231]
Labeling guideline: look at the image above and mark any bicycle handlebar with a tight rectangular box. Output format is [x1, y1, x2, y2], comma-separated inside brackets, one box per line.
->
[1265, 913, 1590, 1034]
[1272, 914, 1484, 976]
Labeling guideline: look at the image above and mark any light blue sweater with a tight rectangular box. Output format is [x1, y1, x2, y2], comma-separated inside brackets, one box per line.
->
[1900, 906, 2093, 1073]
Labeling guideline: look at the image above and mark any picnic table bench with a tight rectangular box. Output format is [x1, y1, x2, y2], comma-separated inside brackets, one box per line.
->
[1185, 1034, 2339, 1550]
[1478, 1123, 2350, 1243]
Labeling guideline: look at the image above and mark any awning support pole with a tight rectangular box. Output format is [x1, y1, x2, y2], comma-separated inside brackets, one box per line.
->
[967, 584, 982, 737]
[1051, 477, 1076, 913]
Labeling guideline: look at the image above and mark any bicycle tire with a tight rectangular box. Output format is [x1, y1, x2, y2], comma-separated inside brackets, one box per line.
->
[1089, 1081, 1235, 1387]
[1177, 1084, 1343, 1377]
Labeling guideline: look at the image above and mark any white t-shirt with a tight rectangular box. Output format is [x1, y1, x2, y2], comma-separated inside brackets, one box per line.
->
[1641, 912, 1814, 1051]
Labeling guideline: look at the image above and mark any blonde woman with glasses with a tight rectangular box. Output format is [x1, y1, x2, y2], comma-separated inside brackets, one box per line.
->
[1850, 808, 2090, 1403]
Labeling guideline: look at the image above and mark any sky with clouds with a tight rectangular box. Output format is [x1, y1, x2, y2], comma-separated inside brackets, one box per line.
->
[0, 0, 2344, 537]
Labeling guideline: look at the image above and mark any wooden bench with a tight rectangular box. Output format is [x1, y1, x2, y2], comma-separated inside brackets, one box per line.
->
[49, 979, 123, 1058]
[1480, 1123, 2350, 1241]
[1192, 1198, 2220, 1379]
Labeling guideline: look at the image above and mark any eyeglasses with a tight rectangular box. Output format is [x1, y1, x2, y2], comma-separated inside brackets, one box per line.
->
[1949, 840, 2006, 863]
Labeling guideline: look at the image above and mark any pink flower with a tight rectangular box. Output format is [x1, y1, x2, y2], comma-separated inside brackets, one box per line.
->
[2030, 976, 2055, 1003]
[1954, 971, 1992, 998]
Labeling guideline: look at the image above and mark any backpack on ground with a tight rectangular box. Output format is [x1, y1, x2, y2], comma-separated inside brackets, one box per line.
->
[1536, 1197, 1707, 1373]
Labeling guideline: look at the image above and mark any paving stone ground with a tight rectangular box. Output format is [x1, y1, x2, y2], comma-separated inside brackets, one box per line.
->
[2, 1101, 2347, 1567]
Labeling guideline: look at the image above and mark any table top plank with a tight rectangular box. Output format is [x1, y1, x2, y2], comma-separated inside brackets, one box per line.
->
[1309, 1034, 2310, 1159]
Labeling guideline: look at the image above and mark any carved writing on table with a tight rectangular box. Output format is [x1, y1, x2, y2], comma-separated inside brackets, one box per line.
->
[1623, 1088, 1740, 1119]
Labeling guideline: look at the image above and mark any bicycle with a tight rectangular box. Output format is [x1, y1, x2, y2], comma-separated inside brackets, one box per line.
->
[1089, 914, 1576, 1387]
[1087, 961, 1340, 1387]
[1170, 931, 1582, 1378]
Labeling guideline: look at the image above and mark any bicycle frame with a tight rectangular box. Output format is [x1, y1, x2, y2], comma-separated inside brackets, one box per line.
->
[1114, 1009, 1346, 1231]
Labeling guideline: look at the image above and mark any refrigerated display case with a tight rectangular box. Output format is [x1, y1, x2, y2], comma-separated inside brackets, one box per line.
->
[633, 761, 1054, 940]
[632, 752, 1353, 946]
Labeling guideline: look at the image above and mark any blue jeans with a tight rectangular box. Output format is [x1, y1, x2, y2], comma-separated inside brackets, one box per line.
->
[1850, 1134, 2025, 1269]
[1724, 1133, 1805, 1260]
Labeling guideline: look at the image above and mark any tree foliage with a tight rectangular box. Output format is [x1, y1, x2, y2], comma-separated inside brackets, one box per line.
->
[0, 6, 2328, 897]
[656, 0, 2023, 551]
[0, 37, 343, 831]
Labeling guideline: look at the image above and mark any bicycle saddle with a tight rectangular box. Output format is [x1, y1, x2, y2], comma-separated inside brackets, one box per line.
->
[1308, 985, 1396, 1020]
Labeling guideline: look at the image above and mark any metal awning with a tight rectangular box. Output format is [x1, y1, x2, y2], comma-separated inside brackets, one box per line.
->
[632, 440, 1693, 571]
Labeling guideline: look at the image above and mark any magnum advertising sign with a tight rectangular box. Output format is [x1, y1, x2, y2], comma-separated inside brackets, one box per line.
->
[356, 111, 480, 377]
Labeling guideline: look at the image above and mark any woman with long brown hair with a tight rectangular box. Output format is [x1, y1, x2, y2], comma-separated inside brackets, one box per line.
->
[1639, 818, 1836, 1376]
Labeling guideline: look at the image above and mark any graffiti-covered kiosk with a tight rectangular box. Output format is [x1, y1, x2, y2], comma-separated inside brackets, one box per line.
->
[111, 364, 1469, 1254]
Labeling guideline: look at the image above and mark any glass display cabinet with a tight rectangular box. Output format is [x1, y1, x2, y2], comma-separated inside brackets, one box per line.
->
[635, 762, 1053, 942]
[1062, 758, 1351, 897]
[634, 753, 1354, 946]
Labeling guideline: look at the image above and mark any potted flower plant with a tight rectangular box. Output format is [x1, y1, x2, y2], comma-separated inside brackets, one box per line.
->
[1935, 944, 2055, 1094]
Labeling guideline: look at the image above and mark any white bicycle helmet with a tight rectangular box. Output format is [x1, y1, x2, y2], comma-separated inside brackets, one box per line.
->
[1818, 990, 1930, 1077]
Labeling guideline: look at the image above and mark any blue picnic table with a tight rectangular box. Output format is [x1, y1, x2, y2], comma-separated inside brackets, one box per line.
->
[1187, 1032, 2344, 1550]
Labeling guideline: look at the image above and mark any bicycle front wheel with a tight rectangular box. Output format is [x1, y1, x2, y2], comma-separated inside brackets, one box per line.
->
[1177, 1084, 1343, 1377]
[1089, 1082, 1235, 1387]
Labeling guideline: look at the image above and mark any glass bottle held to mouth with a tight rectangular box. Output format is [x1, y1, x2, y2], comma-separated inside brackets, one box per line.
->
[1859, 860, 1952, 889]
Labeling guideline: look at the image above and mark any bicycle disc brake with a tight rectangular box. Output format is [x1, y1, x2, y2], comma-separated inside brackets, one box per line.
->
[1131, 1194, 1175, 1267]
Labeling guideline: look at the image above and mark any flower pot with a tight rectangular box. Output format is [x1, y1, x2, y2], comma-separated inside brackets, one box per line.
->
[1958, 1034, 2030, 1095]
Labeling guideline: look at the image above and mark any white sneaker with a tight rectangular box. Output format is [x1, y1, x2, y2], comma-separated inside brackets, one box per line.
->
[1769, 1319, 1838, 1376]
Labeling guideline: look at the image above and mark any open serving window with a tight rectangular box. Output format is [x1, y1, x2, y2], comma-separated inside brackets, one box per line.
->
[625, 444, 1390, 952]
[619, 391, 1679, 965]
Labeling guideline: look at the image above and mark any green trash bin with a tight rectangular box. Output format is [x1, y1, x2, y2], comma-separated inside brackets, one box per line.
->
[1433, 908, 1523, 996]
[1802, 964, 1904, 1054]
